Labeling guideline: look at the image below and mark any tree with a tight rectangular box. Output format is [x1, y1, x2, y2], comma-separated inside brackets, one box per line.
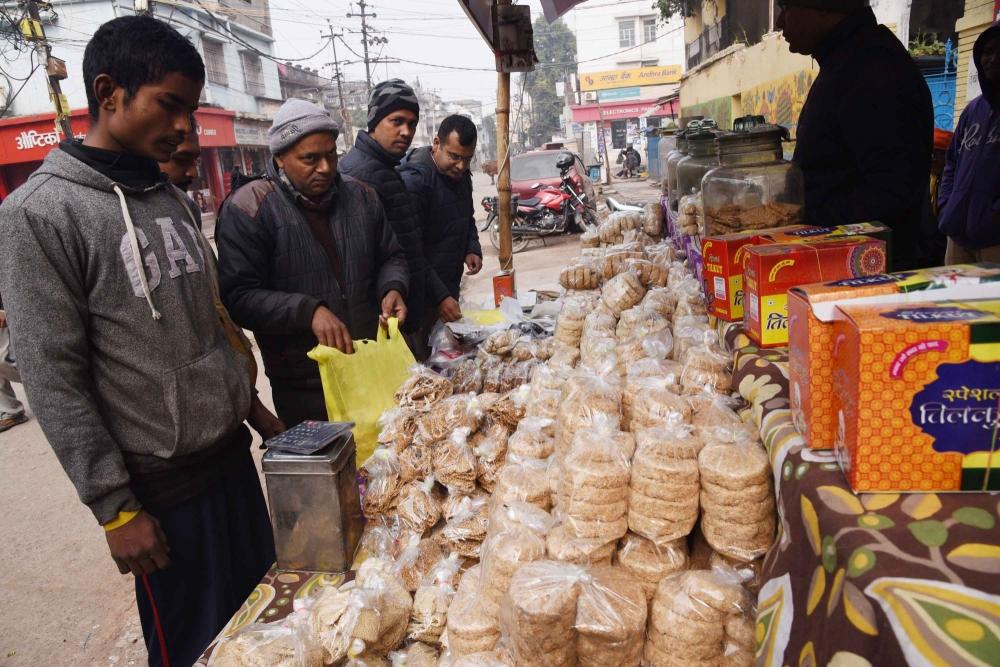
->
[522, 16, 576, 148]
[653, 0, 702, 21]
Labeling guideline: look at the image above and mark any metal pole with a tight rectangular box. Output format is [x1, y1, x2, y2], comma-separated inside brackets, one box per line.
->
[356, 1, 373, 92]
[495, 0, 513, 274]
[327, 23, 353, 148]
[598, 103, 612, 185]
[24, 0, 73, 140]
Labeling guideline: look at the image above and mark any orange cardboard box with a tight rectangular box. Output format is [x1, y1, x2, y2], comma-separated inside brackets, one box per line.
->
[743, 236, 887, 348]
[702, 222, 891, 322]
[789, 264, 1000, 450]
[831, 297, 1000, 492]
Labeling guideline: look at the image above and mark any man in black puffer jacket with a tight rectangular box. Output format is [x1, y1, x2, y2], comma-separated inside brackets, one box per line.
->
[399, 115, 483, 337]
[340, 79, 426, 343]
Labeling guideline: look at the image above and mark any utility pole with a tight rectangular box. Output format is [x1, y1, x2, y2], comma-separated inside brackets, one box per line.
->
[494, 0, 513, 276]
[21, 0, 73, 139]
[346, 0, 386, 93]
[325, 21, 353, 149]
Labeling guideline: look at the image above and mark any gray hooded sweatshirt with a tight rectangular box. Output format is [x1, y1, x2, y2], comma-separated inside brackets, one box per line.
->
[0, 148, 252, 524]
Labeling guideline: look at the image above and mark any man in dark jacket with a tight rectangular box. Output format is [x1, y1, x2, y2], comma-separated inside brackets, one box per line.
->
[340, 79, 426, 341]
[779, 0, 933, 270]
[217, 99, 409, 427]
[938, 24, 1000, 264]
[399, 115, 484, 333]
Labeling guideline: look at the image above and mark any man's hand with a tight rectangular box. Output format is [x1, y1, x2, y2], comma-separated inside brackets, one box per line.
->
[248, 396, 285, 440]
[465, 254, 483, 275]
[106, 510, 171, 576]
[380, 290, 407, 329]
[312, 305, 354, 354]
[438, 296, 462, 323]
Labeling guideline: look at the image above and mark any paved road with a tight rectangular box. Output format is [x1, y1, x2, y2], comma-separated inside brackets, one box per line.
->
[0, 171, 658, 665]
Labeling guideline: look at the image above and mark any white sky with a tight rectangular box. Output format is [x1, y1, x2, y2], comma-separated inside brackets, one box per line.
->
[266, 0, 547, 110]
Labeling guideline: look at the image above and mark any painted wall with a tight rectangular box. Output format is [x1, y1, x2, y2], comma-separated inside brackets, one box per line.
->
[954, 0, 998, 118]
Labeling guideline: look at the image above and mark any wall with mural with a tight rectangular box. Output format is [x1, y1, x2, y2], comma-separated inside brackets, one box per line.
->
[680, 96, 734, 129]
[742, 69, 817, 136]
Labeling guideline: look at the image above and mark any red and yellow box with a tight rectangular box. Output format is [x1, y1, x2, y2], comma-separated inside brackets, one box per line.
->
[702, 223, 891, 322]
[789, 264, 1000, 450]
[831, 298, 1000, 492]
[743, 236, 887, 348]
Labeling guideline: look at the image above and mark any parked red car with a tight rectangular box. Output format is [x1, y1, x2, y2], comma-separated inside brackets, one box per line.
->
[510, 149, 595, 204]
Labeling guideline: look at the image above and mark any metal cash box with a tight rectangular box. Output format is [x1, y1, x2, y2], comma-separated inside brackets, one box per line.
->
[262, 432, 363, 573]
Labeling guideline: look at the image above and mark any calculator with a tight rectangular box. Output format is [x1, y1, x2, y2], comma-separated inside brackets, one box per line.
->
[264, 420, 355, 455]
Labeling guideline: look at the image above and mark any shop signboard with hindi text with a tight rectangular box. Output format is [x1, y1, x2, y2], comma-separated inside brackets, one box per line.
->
[579, 65, 681, 92]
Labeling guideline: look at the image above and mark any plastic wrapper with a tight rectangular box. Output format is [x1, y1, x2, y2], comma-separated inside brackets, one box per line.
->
[554, 296, 589, 348]
[395, 366, 453, 411]
[628, 423, 703, 544]
[624, 357, 683, 383]
[533, 337, 557, 361]
[361, 448, 402, 518]
[676, 193, 703, 238]
[545, 522, 616, 566]
[624, 377, 692, 431]
[641, 287, 678, 320]
[579, 334, 618, 372]
[488, 500, 556, 538]
[583, 304, 618, 337]
[449, 357, 484, 395]
[484, 385, 530, 431]
[446, 651, 514, 667]
[471, 422, 509, 493]
[393, 534, 445, 592]
[480, 524, 547, 611]
[524, 387, 561, 420]
[481, 355, 507, 394]
[690, 395, 759, 444]
[389, 642, 440, 667]
[438, 493, 490, 558]
[580, 227, 601, 248]
[483, 329, 519, 356]
[615, 304, 670, 341]
[398, 442, 434, 485]
[646, 243, 675, 267]
[616, 328, 674, 368]
[500, 360, 536, 394]
[355, 559, 414, 656]
[377, 407, 418, 453]
[530, 364, 565, 394]
[644, 569, 753, 667]
[406, 554, 461, 644]
[499, 560, 587, 667]
[433, 428, 478, 495]
[446, 565, 501, 656]
[355, 515, 406, 565]
[623, 257, 668, 288]
[673, 295, 710, 324]
[643, 201, 664, 237]
[600, 250, 645, 280]
[600, 270, 646, 316]
[418, 393, 483, 444]
[615, 532, 689, 601]
[698, 440, 775, 562]
[555, 372, 622, 459]
[213, 617, 323, 667]
[493, 455, 551, 511]
[681, 344, 732, 395]
[547, 343, 580, 371]
[574, 565, 647, 667]
[395, 477, 442, 535]
[507, 416, 556, 460]
[510, 339, 537, 362]
[559, 261, 602, 291]
[672, 320, 718, 363]
[710, 551, 764, 596]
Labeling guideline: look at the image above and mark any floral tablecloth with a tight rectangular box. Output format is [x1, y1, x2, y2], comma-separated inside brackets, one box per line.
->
[729, 338, 1000, 667]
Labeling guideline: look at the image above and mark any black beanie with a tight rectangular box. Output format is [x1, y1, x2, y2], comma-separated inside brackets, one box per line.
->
[780, 0, 867, 11]
[367, 79, 420, 132]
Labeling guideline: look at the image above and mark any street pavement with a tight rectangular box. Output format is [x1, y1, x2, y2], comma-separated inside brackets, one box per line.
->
[0, 172, 660, 665]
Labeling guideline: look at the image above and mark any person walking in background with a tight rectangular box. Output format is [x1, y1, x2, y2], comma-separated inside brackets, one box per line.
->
[938, 24, 1000, 264]
[216, 98, 408, 427]
[340, 79, 426, 351]
[399, 114, 483, 338]
[778, 0, 933, 270]
[0, 16, 274, 665]
[0, 293, 27, 433]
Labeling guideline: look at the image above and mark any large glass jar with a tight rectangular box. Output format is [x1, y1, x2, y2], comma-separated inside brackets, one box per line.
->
[657, 130, 677, 195]
[675, 126, 720, 238]
[701, 118, 804, 237]
[665, 130, 688, 212]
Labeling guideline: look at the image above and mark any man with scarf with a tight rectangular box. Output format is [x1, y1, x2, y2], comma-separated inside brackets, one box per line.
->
[216, 98, 409, 427]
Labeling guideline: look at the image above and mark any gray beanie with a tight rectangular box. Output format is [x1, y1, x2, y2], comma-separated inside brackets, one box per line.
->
[268, 98, 339, 155]
[779, 0, 867, 11]
[367, 79, 420, 132]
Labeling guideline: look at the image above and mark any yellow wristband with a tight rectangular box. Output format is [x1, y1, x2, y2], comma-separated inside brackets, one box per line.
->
[103, 510, 140, 532]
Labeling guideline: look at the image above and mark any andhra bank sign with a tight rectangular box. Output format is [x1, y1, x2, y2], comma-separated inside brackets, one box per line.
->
[579, 65, 681, 92]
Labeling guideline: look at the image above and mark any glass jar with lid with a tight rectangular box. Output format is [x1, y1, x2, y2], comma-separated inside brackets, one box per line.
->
[665, 129, 688, 212]
[700, 115, 804, 237]
[675, 120, 720, 239]
[657, 129, 677, 195]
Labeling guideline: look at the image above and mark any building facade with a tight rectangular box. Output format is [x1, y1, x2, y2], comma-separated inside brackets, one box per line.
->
[0, 0, 283, 204]
[562, 1, 686, 168]
[954, 0, 1000, 118]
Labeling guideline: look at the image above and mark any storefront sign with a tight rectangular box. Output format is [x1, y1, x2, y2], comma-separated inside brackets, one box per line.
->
[234, 118, 270, 147]
[597, 87, 641, 102]
[579, 65, 681, 92]
[570, 99, 676, 123]
[0, 110, 91, 165]
[194, 108, 237, 148]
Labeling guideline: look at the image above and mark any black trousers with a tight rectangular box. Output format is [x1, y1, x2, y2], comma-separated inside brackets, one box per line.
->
[134, 446, 275, 667]
[271, 383, 329, 428]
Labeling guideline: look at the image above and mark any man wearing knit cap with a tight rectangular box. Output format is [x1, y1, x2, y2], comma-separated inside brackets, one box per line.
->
[779, 0, 933, 270]
[216, 98, 409, 427]
[340, 79, 427, 354]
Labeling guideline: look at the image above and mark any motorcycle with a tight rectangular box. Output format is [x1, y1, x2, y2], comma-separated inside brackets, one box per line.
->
[482, 154, 599, 253]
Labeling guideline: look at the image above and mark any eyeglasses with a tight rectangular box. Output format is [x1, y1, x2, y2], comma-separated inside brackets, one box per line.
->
[446, 150, 474, 166]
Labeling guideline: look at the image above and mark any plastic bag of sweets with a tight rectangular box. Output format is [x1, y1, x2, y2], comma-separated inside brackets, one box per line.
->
[394, 365, 453, 411]
[406, 553, 461, 644]
[433, 427, 478, 496]
[614, 532, 689, 601]
[360, 448, 402, 519]
[574, 565, 647, 667]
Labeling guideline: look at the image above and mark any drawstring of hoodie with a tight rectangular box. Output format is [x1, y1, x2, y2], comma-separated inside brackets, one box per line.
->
[113, 184, 162, 321]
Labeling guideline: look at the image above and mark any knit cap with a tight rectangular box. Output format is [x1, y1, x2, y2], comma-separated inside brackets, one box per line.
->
[268, 98, 339, 155]
[367, 79, 420, 132]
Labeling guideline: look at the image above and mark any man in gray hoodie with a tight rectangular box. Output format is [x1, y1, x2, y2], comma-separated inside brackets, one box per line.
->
[0, 16, 273, 666]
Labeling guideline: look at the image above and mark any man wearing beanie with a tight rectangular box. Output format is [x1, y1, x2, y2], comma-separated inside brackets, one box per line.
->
[216, 98, 409, 426]
[779, 0, 933, 270]
[340, 79, 427, 353]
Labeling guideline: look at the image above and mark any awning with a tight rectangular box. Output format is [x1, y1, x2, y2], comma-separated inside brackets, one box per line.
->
[540, 0, 589, 22]
[570, 99, 677, 123]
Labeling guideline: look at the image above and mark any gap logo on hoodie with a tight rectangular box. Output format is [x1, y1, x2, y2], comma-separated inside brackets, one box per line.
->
[119, 217, 204, 298]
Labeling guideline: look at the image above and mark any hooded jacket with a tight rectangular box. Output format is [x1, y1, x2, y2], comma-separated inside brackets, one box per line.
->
[339, 131, 426, 333]
[793, 7, 933, 270]
[216, 158, 408, 390]
[398, 146, 483, 308]
[938, 24, 1000, 250]
[0, 147, 253, 524]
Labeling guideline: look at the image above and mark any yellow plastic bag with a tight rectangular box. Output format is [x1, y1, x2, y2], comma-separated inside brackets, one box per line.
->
[307, 318, 415, 465]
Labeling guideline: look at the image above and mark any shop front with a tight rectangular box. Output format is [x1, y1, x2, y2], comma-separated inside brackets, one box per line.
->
[232, 115, 273, 179]
[569, 98, 676, 167]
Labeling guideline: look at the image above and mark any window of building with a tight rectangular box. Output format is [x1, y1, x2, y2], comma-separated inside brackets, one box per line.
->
[643, 18, 657, 44]
[203, 39, 227, 86]
[241, 51, 265, 96]
[619, 20, 635, 48]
